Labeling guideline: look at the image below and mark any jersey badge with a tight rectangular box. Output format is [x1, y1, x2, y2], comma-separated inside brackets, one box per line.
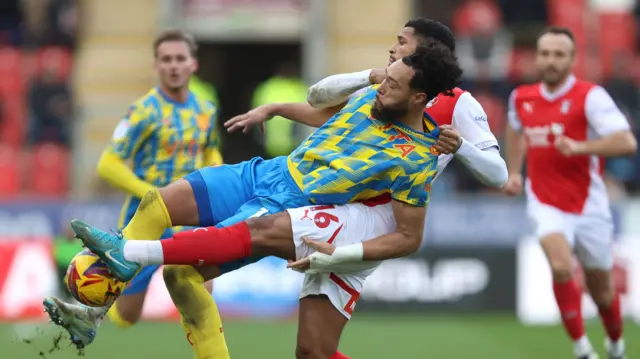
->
[560, 100, 571, 115]
[426, 97, 439, 109]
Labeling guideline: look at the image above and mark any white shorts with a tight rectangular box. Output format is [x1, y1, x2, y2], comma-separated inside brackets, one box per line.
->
[287, 201, 396, 319]
[526, 191, 613, 270]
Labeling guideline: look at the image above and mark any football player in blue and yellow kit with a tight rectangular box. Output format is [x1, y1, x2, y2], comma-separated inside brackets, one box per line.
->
[98, 29, 222, 330]
[67, 41, 463, 358]
[43, 29, 229, 355]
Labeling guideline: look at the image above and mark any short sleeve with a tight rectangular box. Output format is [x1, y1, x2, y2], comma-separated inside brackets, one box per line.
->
[105, 105, 156, 160]
[507, 89, 522, 132]
[452, 92, 499, 150]
[390, 162, 437, 207]
[585, 86, 631, 137]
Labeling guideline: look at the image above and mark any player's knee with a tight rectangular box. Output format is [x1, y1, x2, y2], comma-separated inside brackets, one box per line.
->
[295, 329, 335, 359]
[245, 212, 295, 257]
[162, 265, 185, 290]
[584, 270, 615, 307]
[547, 259, 573, 282]
[295, 342, 331, 359]
[592, 288, 615, 308]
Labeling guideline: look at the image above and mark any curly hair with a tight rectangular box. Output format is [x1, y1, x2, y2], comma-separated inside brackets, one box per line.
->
[405, 18, 455, 53]
[401, 40, 462, 102]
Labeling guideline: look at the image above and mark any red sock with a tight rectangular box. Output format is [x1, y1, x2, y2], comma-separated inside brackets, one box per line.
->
[330, 352, 350, 359]
[161, 222, 252, 265]
[598, 293, 623, 341]
[553, 280, 585, 341]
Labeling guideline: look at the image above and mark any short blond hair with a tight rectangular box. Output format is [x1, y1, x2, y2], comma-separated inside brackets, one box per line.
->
[153, 28, 198, 58]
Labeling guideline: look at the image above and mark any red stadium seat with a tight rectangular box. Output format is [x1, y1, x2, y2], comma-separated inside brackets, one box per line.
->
[27, 143, 70, 196]
[0, 92, 26, 148]
[36, 47, 73, 80]
[597, 12, 636, 79]
[508, 48, 535, 82]
[474, 93, 506, 138]
[20, 50, 39, 88]
[0, 145, 20, 197]
[547, 0, 588, 78]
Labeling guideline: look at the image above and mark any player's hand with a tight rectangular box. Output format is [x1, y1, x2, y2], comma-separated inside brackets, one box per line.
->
[434, 125, 462, 154]
[224, 106, 270, 134]
[554, 135, 586, 157]
[286, 236, 336, 273]
[502, 173, 523, 196]
[368, 68, 386, 84]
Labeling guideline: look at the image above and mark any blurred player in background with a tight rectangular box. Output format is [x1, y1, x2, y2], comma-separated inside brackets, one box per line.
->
[43, 28, 226, 353]
[503, 27, 636, 359]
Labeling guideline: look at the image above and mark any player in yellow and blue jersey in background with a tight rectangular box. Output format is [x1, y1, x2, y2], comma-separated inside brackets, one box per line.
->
[55, 41, 463, 358]
[98, 29, 222, 329]
[42, 29, 229, 355]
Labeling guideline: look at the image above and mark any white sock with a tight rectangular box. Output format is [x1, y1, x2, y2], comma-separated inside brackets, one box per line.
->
[123, 241, 164, 266]
[573, 335, 593, 356]
[606, 338, 625, 356]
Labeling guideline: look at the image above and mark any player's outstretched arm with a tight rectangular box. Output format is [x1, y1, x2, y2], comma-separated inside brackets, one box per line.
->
[225, 102, 344, 132]
[455, 143, 507, 188]
[286, 201, 427, 273]
[307, 69, 385, 108]
[436, 125, 507, 188]
[323, 200, 426, 264]
[361, 200, 426, 260]
[97, 152, 155, 199]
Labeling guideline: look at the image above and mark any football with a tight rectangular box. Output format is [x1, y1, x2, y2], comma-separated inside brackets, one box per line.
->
[64, 249, 126, 307]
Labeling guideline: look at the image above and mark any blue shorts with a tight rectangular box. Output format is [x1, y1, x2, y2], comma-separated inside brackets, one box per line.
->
[184, 156, 312, 275]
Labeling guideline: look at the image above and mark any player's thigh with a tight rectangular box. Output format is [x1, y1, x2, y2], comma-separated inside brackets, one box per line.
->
[287, 201, 396, 262]
[297, 295, 348, 359]
[214, 201, 278, 275]
[182, 161, 259, 227]
[575, 216, 615, 304]
[528, 202, 575, 276]
[574, 215, 614, 271]
[244, 211, 297, 260]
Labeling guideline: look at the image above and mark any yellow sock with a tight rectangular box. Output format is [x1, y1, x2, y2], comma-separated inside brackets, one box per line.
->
[123, 188, 172, 241]
[164, 265, 230, 359]
[107, 301, 134, 328]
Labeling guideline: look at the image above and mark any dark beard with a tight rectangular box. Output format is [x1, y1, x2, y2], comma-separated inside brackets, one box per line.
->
[371, 104, 408, 123]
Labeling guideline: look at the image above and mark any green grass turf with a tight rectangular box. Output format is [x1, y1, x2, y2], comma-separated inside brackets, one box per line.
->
[1, 314, 637, 358]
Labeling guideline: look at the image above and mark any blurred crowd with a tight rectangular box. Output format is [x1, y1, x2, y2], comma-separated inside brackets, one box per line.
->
[0, 0, 75, 197]
[1, 0, 640, 198]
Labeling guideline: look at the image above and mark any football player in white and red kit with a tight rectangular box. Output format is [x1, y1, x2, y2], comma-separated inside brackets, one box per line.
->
[504, 27, 636, 359]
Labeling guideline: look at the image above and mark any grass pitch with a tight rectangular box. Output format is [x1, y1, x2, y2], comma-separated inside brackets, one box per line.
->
[1, 314, 637, 358]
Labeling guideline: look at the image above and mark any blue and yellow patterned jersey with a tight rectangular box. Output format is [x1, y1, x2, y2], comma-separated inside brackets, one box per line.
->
[286, 86, 440, 206]
[106, 87, 222, 225]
